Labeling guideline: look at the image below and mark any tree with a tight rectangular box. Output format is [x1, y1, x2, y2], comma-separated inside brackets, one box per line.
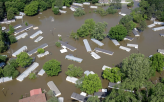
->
[8, 59, 18, 68]
[108, 24, 127, 41]
[47, 96, 58, 102]
[75, 76, 84, 91]
[24, 1, 39, 16]
[43, 59, 61, 76]
[74, 8, 85, 17]
[52, 7, 59, 15]
[127, 1, 134, 7]
[95, 7, 107, 16]
[0, 2, 4, 20]
[37, 48, 45, 54]
[87, 96, 100, 102]
[121, 53, 154, 90]
[0, 40, 7, 53]
[92, 0, 99, 4]
[82, 74, 102, 94]
[55, 0, 63, 9]
[0, 68, 3, 78]
[47, 90, 54, 97]
[55, 41, 61, 47]
[119, 15, 133, 26]
[9, 35, 17, 44]
[138, 20, 147, 31]
[29, 73, 36, 79]
[106, 6, 117, 14]
[90, 22, 107, 40]
[102, 67, 121, 83]
[65, 64, 83, 77]
[150, 53, 164, 72]
[0, 55, 7, 62]
[25, 22, 28, 26]
[39, 1, 47, 11]
[8, 25, 15, 35]
[7, 9, 14, 20]
[16, 52, 33, 67]
[3, 65, 19, 78]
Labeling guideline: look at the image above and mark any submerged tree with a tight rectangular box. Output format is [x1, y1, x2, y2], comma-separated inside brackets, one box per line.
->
[87, 96, 100, 102]
[74, 8, 85, 17]
[65, 64, 83, 77]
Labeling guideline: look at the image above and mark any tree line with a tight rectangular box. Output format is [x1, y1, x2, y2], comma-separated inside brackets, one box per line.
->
[0, 0, 99, 20]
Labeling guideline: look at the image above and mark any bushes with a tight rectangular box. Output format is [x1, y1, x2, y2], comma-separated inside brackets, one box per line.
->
[24, 1, 39, 16]
[29, 73, 36, 79]
[9, 35, 17, 44]
[95, 8, 107, 16]
[0, 55, 7, 62]
[127, 1, 134, 7]
[70, 31, 79, 40]
[65, 64, 83, 77]
[55, 41, 61, 47]
[37, 48, 45, 54]
[106, 6, 117, 14]
[52, 7, 59, 15]
[74, 8, 85, 17]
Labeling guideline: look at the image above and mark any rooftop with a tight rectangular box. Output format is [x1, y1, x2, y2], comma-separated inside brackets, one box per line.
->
[30, 88, 42, 96]
[19, 93, 46, 102]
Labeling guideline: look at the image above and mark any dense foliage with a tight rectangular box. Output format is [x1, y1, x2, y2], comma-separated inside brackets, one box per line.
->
[70, 31, 79, 40]
[127, 1, 134, 7]
[87, 96, 100, 102]
[37, 48, 45, 54]
[29, 73, 36, 79]
[52, 7, 59, 15]
[3, 59, 19, 78]
[150, 53, 164, 72]
[43, 59, 61, 76]
[102, 67, 121, 83]
[9, 35, 17, 44]
[95, 7, 107, 16]
[65, 64, 83, 77]
[81, 74, 102, 94]
[0, 55, 7, 62]
[55, 41, 61, 47]
[109, 24, 127, 41]
[24, 1, 39, 16]
[16, 52, 33, 67]
[74, 8, 85, 17]
[106, 6, 117, 14]
[47, 96, 59, 102]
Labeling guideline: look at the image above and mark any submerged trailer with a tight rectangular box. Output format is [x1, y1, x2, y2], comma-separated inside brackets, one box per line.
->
[94, 48, 114, 55]
[12, 46, 27, 57]
[91, 38, 104, 46]
[83, 39, 92, 52]
[14, 24, 33, 35]
[127, 44, 138, 49]
[47, 81, 61, 97]
[119, 46, 131, 52]
[152, 26, 164, 31]
[15, 32, 28, 40]
[30, 30, 43, 39]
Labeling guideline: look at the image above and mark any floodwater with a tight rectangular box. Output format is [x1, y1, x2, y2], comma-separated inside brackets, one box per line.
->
[0, 1, 164, 102]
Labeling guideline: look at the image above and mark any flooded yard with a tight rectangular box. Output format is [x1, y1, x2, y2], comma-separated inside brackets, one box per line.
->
[0, 1, 164, 102]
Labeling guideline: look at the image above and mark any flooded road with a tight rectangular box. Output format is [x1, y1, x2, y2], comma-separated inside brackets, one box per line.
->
[0, 1, 163, 102]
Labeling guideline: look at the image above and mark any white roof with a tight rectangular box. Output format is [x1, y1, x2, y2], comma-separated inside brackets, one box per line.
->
[102, 65, 111, 70]
[83, 39, 92, 52]
[158, 49, 164, 54]
[66, 76, 78, 84]
[102, 89, 107, 92]
[15, 16, 23, 19]
[30, 30, 43, 39]
[34, 36, 43, 42]
[90, 6, 97, 8]
[38, 69, 45, 76]
[80, 92, 87, 96]
[62, 6, 66, 9]
[127, 44, 138, 49]
[47, 81, 61, 97]
[12, 46, 27, 57]
[60, 49, 67, 53]
[37, 51, 49, 58]
[65, 55, 83, 63]
[152, 26, 164, 31]
[83, 2, 90, 5]
[91, 38, 104, 46]
[112, 39, 120, 46]
[59, 10, 67, 13]
[84, 70, 95, 76]
[0, 77, 12, 83]
[58, 97, 64, 102]
[119, 46, 131, 52]
[91, 52, 101, 59]
[73, 3, 83, 7]
[16, 62, 39, 82]
[15, 32, 28, 40]
[148, 24, 155, 28]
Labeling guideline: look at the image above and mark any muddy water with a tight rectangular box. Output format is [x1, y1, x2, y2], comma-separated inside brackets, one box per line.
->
[0, 1, 163, 102]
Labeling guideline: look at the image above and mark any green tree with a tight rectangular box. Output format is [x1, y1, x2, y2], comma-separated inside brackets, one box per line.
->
[29, 72, 36, 79]
[138, 20, 147, 31]
[47, 90, 54, 97]
[82, 74, 102, 94]
[55, 0, 63, 9]
[87, 96, 100, 102]
[102, 67, 121, 83]
[9, 35, 17, 44]
[70, 31, 79, 40]
[0, 67, 3, 77]
[0, 40, 7, 53]
[52, 7, 59, 15]
[95, 7, 107, 16]
[39, 1, 47, 11]
[25, 22, 28, 26]
[65, 64, 83, 77]
[127, 1, 134, 7]
[16, 52, 33, 67]
[90, 22, 107, 40]
[0, 2, 4, 20]
[74, 8, 85, 17]
[3, 65, 19, 78]
[0, 55, 7, 62]
[108, 24, 127, 41]
[7, 9, 14, 20]
[150, 53, 164, 72]
[47, 96, 58, 102]
[37, 48, 45, 54]
[55, 41, 61, 47]
[8, 25, 15, 35]
[106, 6, 117, 14]
[24, 1, 39, 16]
[75, 76, 84, 91]
[43, 59, 61, 76]
[8, 59, 18, 68]
[121, 53, 154, 90]
[92, 0, 99, 4]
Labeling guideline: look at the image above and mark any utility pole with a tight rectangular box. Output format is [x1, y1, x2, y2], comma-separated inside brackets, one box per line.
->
[2, 88, 6, 96]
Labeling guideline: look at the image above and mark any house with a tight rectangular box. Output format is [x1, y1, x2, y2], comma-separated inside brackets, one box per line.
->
[30, 88, 42, 96]
[19, 93, 46, 102]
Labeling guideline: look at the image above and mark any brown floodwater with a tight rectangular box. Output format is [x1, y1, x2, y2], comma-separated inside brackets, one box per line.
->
[0, 1, 164, 102]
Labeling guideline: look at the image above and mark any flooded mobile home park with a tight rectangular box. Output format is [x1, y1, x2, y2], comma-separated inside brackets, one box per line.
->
[1, 1, 164, 102]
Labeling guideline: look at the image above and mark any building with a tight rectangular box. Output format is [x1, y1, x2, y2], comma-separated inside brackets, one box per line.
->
[59, 41, 77, 52]
[83, 39, 92, 52]
[14, 24, 33, 35]
[132, 29, 140, 36]
[71, 92, 88, 102]
[65, 55, 83, 63]
[30, 88, 42, 96]
[98, 0, 110, 4]
[30, 30, 43, 39]
[47, 81, 61, 97]
[91, 38, 104, 46]
[124, 36, 134, 41]
[19, 93, 46, 102]
[94, 48, 114, 55]
[12, 46, 27, 57]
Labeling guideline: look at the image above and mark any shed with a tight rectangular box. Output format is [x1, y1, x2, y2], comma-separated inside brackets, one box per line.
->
[83, 39, 92, 52]
[47, 81, 61, 97]
[91, 38, 104, 46]
[30, 88, 42, 96]
[38, 69, 45, 76]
